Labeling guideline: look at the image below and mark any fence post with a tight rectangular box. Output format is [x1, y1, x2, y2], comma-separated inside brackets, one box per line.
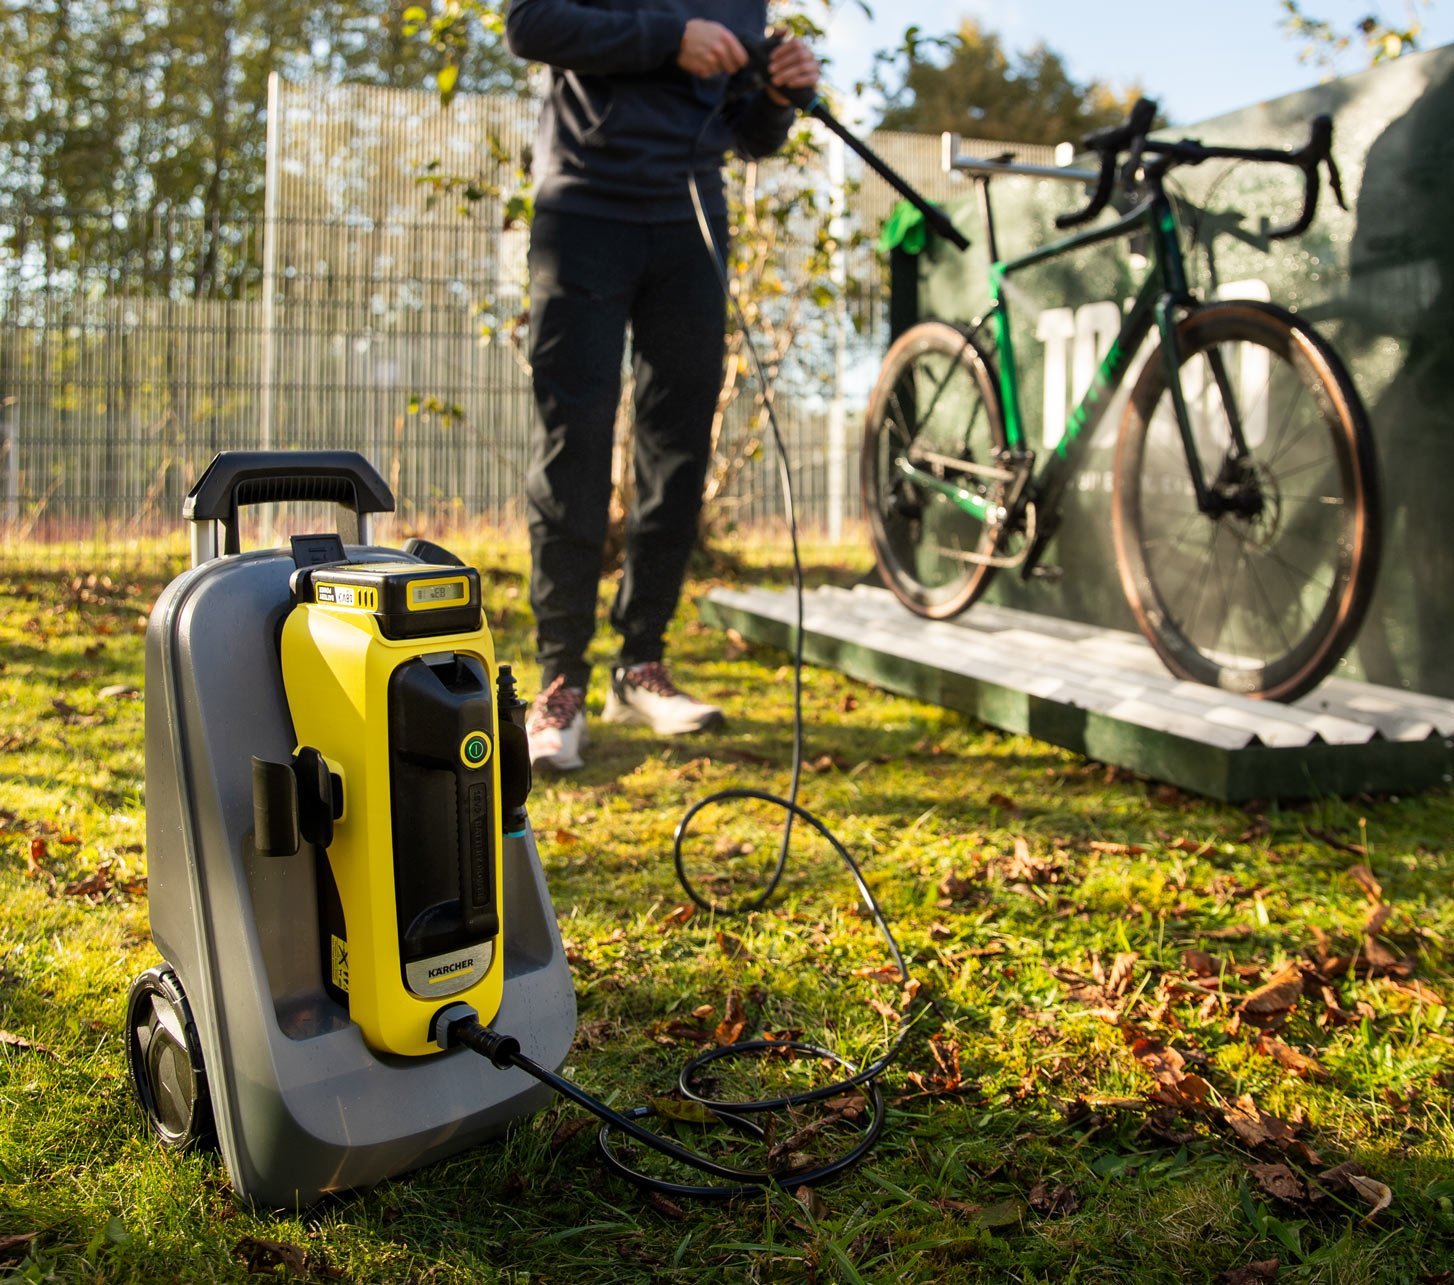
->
[2, 398, 16, 526]
[827, 130, 848, 543]
[258, 70, 282, 543]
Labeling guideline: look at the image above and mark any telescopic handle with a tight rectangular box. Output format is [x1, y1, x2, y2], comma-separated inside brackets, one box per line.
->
[183, 449, 395, 562]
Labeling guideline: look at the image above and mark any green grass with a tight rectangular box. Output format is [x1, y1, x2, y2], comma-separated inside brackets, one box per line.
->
[2, 537, 1453, 1282]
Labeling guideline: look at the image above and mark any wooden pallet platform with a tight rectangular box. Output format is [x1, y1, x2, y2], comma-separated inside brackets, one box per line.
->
[700, 584, 1454, 802]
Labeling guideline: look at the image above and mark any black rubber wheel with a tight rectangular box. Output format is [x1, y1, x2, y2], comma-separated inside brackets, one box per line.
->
[1112, 301, 1380, 702]
[861, 320, 1010, 619]
[125, 964, 216, 1151]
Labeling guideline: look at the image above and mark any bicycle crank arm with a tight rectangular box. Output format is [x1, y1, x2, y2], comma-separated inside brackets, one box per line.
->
[926, 503, 1038, 570]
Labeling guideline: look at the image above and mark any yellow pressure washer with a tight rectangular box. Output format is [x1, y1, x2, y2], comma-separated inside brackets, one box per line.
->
[128, 451, 575, 1208]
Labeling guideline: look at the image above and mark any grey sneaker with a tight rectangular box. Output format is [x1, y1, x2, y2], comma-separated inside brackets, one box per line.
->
[602, 662, 725, 735]
[526, 677, 587, 771]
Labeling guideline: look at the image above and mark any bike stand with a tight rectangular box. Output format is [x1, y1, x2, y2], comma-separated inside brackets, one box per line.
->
[701, 584, 1454, 804]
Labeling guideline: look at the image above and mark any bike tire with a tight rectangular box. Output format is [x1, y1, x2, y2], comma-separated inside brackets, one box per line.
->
[1112, 300, 1380, 702]
[861, 320, 1010, 619]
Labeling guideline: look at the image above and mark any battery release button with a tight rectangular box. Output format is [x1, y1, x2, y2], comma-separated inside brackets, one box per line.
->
[460, 731, 492, 770]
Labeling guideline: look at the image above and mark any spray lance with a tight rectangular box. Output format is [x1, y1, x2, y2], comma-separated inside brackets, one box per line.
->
[745, 35, 970, 253]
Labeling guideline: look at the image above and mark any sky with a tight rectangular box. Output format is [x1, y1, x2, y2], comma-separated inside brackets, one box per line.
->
[814, 0, 1453, 126]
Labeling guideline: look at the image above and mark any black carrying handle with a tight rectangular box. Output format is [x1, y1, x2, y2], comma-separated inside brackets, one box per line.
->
[183, 450, 394, 558]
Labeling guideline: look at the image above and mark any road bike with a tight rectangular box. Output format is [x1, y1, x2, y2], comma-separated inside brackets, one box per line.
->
[861, 99, 1381, 702]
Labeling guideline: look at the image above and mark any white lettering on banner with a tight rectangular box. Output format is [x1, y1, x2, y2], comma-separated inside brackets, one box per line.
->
[1035, 307, 1075, 453]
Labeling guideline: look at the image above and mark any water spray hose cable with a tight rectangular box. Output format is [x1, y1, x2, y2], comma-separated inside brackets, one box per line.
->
[446, 50, 930, 1201]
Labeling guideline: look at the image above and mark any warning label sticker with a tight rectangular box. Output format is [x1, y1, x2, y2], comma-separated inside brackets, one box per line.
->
[331, 935, 349, 992]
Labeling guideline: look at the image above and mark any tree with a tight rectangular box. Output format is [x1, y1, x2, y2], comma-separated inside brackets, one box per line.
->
[1280, 0, 1431, 66]
[873, 21, 1147, 144]
[0, 0, 521, 227]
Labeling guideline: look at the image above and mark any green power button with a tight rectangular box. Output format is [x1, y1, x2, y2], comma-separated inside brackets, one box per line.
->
[460, 731, 493, 769]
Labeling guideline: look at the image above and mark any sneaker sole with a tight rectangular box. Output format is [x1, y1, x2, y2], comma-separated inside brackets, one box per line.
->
[529, 724, 587, 772]
[531, 750, 585, 771]
[601, 692, 725, 736]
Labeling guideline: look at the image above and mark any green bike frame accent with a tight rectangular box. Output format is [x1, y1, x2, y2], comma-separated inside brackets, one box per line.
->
[895, 186, 1196, 573]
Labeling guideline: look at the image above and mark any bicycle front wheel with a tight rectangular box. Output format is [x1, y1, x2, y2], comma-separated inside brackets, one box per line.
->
[861, 320, 1009, 619]
[1113, 301, 1380, 702]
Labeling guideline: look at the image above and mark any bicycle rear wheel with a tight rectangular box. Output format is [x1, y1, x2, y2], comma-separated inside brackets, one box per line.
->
[1113, 301, 1380, 701]
[861, 320, 1009, 619]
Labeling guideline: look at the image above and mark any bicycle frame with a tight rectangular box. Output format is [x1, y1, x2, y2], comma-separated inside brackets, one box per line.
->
[895, 179, 1220, 575]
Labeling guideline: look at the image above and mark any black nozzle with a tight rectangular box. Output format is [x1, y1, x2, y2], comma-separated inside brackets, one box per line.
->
[742, 34, 818, 110]
[496, 664, 532, 830]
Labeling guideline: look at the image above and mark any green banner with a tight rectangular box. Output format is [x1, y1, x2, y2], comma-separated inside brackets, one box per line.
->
[912, 45, 1454, 698]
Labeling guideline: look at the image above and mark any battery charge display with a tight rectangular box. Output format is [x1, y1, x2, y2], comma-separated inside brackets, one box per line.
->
[410, 579, 467, 607]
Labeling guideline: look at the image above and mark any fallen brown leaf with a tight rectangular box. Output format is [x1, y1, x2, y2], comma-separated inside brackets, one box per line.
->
[933, 1197, 983, 1217]
[549, 1116, 594, 1152]
[1238, 963, 1305, 1017]
[26, 837, 46, 877]
[1088, 840, 1146, 856]
[937, 870, 980, 902]
[1388, 978, 1445, 1007]
[1250, 1161, 1305, 1204]
[1364, 903, 1393, 936]
[572, 1017, 618, 1049]
[234, 1237, 310, 1278]
[794, 1185, 828, 1219]
[716, 930, 751, 962]
[1222, 1094, 1297, 1149]
[1027, 1180, 1080, 1217]
[0, 1031, 55, 1057]
[1222, 1261, 1280, 1284]
[1255, 1035, 1328, 1081]
[715, 990, 747, 1045]
[1361, 935, 1412, 978]
[1348, 1173, 1393, 1221]
[1106, 951, 1140, 997]
[647, 1191, 687, 1220]
[0, 1233, 39, 1264]
[1184, 949, 1222, 978]
[1347, 863, 1383, 902]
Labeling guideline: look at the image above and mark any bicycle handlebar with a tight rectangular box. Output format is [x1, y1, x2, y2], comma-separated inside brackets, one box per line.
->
[1053, 97, 1348, 240]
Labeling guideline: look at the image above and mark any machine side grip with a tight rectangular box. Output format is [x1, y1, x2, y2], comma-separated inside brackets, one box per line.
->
[251, 749, 340, 857]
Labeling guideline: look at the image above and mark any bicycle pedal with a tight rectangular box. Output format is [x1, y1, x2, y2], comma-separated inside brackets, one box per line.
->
[1029, 565, 1064, 582]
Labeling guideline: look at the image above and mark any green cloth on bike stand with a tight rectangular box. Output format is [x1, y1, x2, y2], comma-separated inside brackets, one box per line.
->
[879, 199, 931, 255]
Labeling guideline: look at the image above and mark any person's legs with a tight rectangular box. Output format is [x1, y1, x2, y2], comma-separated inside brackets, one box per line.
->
[600, 217, 727, 736]
[608, 217, 727, 669]
[526, 210, 642, 692]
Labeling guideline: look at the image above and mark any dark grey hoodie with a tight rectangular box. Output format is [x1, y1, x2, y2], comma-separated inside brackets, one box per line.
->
[505, 0, 797, 221]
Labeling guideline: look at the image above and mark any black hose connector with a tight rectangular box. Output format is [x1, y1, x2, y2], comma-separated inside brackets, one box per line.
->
[431, 1003, 520, 1068]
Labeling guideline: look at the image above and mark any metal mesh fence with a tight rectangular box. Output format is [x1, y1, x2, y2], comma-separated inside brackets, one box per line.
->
[0, 81, 1001, 569]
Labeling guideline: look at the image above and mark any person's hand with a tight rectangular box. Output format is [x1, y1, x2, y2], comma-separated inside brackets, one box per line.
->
[677, 19, 749, 78]
[764, 33, 819, 106]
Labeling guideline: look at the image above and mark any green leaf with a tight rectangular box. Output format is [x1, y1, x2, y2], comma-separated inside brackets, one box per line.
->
[645, 1094, 720, 1124]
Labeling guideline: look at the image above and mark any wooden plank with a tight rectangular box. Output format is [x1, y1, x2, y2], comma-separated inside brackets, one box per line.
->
[700, 585, 1454, 803]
